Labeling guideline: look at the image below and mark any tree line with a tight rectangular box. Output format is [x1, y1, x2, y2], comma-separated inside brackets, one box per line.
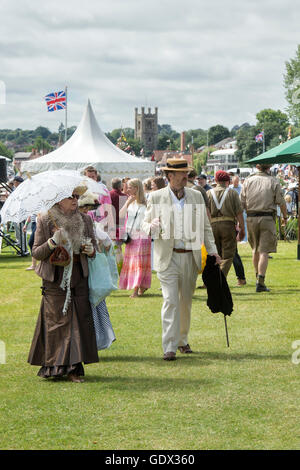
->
[2, 43, 300, 163]
[0, 112, 295, 163]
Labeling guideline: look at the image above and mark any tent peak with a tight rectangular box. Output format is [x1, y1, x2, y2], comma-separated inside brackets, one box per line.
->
[20, 99, 155, 181]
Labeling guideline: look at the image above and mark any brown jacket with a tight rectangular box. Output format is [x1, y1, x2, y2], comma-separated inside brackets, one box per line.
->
[207, 184, 243, 220]
[32, 211, 96, 282]
[241, 171, 285, 213]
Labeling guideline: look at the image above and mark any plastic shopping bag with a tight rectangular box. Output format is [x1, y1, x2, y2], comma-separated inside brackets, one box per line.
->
[106, 246, 119, 289]
[88, 252, 117, 306]
[113, 243, 123, 274]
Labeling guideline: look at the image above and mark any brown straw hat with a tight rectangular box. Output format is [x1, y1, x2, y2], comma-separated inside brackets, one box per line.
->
[161, 157, 193, 172]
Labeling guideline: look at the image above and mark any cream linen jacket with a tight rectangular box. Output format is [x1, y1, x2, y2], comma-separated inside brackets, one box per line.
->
[141, 186, 217, 273]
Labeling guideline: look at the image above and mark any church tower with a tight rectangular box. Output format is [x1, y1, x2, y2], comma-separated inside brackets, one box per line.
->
[135, 107, 158, 156]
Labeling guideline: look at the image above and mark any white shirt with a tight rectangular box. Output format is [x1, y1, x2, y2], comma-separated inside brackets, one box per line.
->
[126, 201, 147, 235]
[169, 187, 186, 249]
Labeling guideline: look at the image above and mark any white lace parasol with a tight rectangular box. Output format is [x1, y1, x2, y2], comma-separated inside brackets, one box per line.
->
[0, 169, 107, 224]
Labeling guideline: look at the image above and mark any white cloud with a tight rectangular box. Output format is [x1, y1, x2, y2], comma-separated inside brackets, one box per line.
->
[0, 0, 299, 133]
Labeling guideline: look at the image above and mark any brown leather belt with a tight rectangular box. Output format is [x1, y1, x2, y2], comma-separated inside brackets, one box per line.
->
[173, 248, 192, 253]
[211, 216, 235, 223]
[247, 212, 274, 217]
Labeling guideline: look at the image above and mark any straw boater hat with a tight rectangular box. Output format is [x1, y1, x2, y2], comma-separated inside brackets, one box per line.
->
[161, 157, 193, 172]
[78, 191, 100, 207]
[73, 184, 88, 196]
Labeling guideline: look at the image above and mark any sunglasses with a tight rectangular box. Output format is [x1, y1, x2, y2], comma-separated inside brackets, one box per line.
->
[68, 194, 80, 200]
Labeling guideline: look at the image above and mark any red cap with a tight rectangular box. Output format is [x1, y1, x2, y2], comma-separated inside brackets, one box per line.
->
[215, 170, 230, 182]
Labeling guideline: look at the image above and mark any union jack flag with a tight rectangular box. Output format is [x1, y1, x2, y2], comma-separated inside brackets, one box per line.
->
[44, 90, 67, 112]
[255, 131, 264, 142]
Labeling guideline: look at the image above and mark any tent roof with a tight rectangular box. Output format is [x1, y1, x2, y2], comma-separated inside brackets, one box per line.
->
[247, 135, 300, 165]
[228, 167, 254, 174]
[21, 100, 155, 181]
[211, 148, 236, 156]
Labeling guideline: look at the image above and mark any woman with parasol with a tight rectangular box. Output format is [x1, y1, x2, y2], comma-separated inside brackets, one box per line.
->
[27, 184, 99, 383]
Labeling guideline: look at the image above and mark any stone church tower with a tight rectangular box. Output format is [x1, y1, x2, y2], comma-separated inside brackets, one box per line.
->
[135, 107, 158, 156]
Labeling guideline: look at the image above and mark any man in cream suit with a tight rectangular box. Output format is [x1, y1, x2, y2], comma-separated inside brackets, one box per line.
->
[142, 158, 221, 361]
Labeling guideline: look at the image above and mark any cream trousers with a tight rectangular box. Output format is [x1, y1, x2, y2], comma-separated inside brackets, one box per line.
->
[157, 252, 198, 353]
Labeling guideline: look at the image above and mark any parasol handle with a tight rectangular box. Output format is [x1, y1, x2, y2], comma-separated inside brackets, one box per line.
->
[48, 210, 60, 231]
[48, 211, 67, 244]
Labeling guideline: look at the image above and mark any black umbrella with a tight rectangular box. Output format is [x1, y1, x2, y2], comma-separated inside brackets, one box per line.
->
[202, 255, 233, 347]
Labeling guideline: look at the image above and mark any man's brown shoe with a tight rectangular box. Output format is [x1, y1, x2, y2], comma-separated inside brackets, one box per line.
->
[163, 352, 176, 361]
[237, 279, 246, 286]
[178, 344, 193, 354]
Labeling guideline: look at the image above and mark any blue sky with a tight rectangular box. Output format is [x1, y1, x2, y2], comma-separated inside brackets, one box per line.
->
[0, 0, 299, 133]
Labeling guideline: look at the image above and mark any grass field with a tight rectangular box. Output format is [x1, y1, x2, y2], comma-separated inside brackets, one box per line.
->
[0, 240, 299, 450]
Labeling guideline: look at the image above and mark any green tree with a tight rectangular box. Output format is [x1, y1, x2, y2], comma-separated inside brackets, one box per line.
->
[33, 136, 52, 153]
[235, 125, 258, 162]
[107, 128, 134, 144]
[125, 138, 142, 155]
[58, 122, 65, 136]
[235, 109, 291, 163]
[230, 123, 251, 137]
[157, 134, 171, 150]
[194, 147, 217, 168]
[256, 108, 289, 131]
[284, 44, 300, 124]
[5, 132, 16, 141]
[158, 124, 173, 135]
[192, 154, 202, 175]
[185, 129, 207, 149]
[0, 141, 13, 159]
[256, 108, 290, 147]
[15, 134, 28, 145]
[67, 126, 77, 139]
[158, 124, 180, 141]
[34, 126, 51, 139]
[208, 125, 230, 145]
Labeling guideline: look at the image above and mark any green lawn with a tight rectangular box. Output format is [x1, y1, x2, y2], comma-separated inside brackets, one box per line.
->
[0, 241, 299, 450]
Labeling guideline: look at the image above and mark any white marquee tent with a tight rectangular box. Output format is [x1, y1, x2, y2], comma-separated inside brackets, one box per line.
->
[21, 100, 155, 186]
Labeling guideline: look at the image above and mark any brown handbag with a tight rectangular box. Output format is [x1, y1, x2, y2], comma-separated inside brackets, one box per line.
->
[49, 246, 71, 267]
[48, 211, 71, 267]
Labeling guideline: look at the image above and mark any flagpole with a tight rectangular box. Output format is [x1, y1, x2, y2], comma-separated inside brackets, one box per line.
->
[191, 135, 194, 167]
[65, 86, 68, 142]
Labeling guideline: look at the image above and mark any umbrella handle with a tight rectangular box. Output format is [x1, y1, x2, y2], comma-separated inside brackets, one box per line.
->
[224, 315, 230, 348]
[219, 266, 230, 347]
[48, 211, 67, 244]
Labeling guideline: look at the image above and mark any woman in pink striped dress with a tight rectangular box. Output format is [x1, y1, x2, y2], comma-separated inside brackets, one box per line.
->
[119, 179, 152, 298]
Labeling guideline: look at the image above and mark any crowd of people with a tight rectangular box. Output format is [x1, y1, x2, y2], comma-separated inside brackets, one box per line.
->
[0, 160, 297, 380]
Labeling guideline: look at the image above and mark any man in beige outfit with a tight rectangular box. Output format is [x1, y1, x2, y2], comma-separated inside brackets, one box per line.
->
[142, 158, 220, 361]
[241, 164, 287, 292]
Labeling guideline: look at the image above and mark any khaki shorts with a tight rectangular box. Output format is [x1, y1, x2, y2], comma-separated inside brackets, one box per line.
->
[211, 221, 237, 259]
[247, 216, 277, 253]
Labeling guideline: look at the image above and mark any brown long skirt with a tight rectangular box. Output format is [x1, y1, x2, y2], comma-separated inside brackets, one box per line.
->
[28, 263, 99, 378]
